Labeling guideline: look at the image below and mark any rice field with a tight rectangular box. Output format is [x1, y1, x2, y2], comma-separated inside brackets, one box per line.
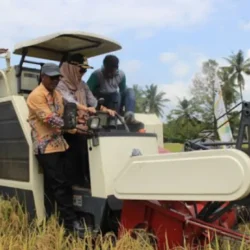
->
[1, 196, 250, 250]
[0, 196, 156, 250]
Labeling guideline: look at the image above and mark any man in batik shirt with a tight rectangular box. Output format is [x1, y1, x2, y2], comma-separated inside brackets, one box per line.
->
[26, 63, 84, 237]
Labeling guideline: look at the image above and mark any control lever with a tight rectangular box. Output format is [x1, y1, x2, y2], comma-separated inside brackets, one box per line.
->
[116, 113, 130, 132]
[95, 97, 119, 130]
[62, 102, 77, 129]
[96, 98, 105, 111]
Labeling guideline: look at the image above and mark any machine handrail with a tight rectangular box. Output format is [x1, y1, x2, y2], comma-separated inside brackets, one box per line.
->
[0, 69, 11, 96]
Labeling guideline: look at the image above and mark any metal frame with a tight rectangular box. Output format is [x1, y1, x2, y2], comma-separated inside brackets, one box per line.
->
[184, 101, 245, 151]
[15, 34, 102, 94]
[236, 101, 250, 153]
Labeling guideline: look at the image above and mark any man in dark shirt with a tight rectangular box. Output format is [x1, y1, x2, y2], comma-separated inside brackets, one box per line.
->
[87, 55, 136, 116]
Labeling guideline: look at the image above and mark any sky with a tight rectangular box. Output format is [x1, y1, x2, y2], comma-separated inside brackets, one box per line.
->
[1, 0, 250, 120]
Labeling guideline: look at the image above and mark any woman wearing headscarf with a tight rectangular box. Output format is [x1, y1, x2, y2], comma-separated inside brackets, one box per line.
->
[56, 53, 115, 187]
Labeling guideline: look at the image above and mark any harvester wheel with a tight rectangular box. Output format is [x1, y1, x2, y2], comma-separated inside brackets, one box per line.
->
[101, 202, 121, 236]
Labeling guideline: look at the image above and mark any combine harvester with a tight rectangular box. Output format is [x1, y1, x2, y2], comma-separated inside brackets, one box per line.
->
[1, 31, 250, 249]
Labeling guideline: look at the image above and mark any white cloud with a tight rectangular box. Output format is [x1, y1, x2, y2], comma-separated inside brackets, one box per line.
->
[217, 58, 230, 67]
[194, 52, 231, 69]
[159, 52, 178, 63]
[171, 61, 190, 77]
[239, 21, 250, 31]
[0, 0, 215, 50]
[121, 59, 142, 74]
[155, 81, 192, 120]
[247, 49, 250, 59]
[156, 47, 250, 118]
[158, 81, 192, 106]
[195, 54, 208, 68]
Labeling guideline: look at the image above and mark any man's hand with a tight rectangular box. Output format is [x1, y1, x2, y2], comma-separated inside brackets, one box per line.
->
[76, 124, 89, 134]
[106, 109, 116, 117]
[87, 107, 96, 114]
[66, 128, 77, 134]
[79, 104, 96, 114]
[101, 106, 116, 116]
[78, 118, 86, 124]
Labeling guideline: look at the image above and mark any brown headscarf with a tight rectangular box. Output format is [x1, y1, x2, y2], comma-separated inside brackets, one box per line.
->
[60, 62, 89, 128]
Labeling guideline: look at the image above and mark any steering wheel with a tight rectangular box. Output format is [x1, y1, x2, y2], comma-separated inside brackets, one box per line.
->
[91, 110, 130, 133]
[92, 97, 131, 132]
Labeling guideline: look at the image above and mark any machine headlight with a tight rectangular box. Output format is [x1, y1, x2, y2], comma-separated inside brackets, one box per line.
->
[87, 116, 100, 130]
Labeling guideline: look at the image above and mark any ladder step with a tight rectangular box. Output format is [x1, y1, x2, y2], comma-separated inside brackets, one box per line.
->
[72, 185, 91, 193]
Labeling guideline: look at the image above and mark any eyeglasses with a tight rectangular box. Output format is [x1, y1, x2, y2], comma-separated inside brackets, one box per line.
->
[79, 67, 87, 74]
[68, 61, 87, 74]
[49, 75, 61, 81]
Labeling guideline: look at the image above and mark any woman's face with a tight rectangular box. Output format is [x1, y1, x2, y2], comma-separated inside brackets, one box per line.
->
[78, 67, 87, 80]
[73, 65, 86, 81]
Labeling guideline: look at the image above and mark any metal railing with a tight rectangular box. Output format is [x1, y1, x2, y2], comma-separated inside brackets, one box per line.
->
[0, 69, 11, 96]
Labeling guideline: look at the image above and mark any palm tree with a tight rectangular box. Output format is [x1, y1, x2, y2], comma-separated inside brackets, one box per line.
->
[217, 67, 240, 110]
[171, 97, 201, 130]
[223, 50, 250, 101]
[143, 84, 169, 117]
[169, 97, 202, 139]
[171, 97, 198, 123]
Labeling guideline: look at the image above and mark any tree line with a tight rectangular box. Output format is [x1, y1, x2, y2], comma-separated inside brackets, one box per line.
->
[133, 50, 250, 143]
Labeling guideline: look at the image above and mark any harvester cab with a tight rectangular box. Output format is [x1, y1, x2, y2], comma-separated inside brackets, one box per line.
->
[2, 31, 250, 249]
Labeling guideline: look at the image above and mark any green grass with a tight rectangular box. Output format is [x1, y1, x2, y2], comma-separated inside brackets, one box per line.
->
[164, 143, 183, 152]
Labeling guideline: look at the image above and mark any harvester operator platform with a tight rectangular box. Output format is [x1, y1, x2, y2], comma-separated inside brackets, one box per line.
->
[26, 53, 145, 237]
[26, 57, 118, 237]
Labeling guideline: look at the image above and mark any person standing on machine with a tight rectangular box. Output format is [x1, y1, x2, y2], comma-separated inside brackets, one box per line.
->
[56, 54, 115, 188]
[86, 54, 142, 125]
[26, 63, 88, 237]
[86, 55, 128, 112]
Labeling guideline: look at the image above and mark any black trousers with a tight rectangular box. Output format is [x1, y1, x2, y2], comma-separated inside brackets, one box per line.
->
[63, 133, 90, 187]
[35, 151, 77, 230]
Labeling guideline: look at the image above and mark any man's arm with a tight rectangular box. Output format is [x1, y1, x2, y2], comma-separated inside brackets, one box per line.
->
[27, 92, 64, 129]
[83, 82, 115, 115]
[87, 72, 98, 94]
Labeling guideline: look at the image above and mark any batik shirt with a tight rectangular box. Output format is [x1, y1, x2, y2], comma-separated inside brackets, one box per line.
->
[26, 83, 68, 154]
